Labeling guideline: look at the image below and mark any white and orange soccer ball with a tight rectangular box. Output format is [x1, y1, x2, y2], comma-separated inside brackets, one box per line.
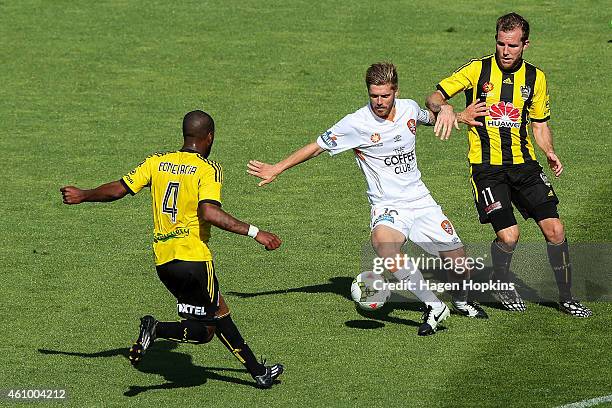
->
[350, 271, 391, 311]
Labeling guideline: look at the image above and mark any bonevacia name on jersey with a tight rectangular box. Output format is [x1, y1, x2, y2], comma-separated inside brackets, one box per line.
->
[157, 162, 198, 175]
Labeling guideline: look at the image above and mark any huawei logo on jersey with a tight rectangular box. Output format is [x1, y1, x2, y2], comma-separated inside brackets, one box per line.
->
[407, 119, 416, 135]
[487, 101, 521, 128]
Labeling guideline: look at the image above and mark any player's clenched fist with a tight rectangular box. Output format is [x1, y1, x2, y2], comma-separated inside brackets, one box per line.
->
[255, 230, 282, 251]
[60, 186, 85, 205]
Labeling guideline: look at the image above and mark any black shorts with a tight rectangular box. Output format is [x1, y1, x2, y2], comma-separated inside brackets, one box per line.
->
[156, 260, 220, 321]
[470, 162, 560, 231]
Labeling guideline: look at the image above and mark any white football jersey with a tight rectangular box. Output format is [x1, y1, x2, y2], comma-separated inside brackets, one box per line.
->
[316, 99, 432, 206]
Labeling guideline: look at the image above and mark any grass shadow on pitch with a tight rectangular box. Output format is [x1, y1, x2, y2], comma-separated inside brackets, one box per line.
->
[38, 340, 254, 396]
[347, 297, 423, 329]
[227, 276, 423, 318]
[227, 276, 356, 301]
[226, 276, 434, 329]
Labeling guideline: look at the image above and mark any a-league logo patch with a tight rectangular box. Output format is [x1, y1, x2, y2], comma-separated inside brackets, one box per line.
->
[320, 130, 337, 148]
[371, 133, 381, 143]
[407, 119, 416, 135]
[441, 220, 454, 235]
[373, 213, 394, 226]
[373, 208, 398, 227]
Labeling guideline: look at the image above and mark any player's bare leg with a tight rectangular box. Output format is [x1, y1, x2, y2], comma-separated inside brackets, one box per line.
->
[371, 225, 449, 335]
[490, 225, 526, 311]
[537, 218, 592, 317]
[439, 247, 488, 318]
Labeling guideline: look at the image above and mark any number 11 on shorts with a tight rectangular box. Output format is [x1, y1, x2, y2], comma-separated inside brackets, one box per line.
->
[482, 187, 495, 206]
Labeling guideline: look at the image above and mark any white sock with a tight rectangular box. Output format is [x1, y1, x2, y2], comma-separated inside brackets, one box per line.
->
[425, 301, 447, 311]
[391, 260, 443, 307]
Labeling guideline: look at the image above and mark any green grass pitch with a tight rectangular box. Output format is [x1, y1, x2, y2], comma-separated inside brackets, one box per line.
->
[0, 1, 610, 407]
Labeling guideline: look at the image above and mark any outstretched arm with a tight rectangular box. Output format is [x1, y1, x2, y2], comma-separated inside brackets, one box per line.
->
[427, 91, 488, 141]
[426, 90, 457, 140]
[248, 142, 325, 186]
[61, 181, 129, 204]
[199, 203, 281, 250]
[532, 121, 563, 177]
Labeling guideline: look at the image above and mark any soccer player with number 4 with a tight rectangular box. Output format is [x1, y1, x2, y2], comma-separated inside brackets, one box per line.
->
[61, 110, 285, 388]
[426, 13, 592, 317]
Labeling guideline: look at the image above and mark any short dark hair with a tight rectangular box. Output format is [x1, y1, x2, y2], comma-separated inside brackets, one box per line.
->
[496, 12, 530, 42]
[365, 62, 398, 90]
[182, 110, 214, 138]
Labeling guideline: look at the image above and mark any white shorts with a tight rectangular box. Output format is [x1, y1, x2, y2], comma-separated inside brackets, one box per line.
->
[370, 195, 463, 255]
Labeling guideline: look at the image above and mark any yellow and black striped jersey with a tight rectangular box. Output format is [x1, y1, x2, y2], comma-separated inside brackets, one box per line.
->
[437, 54, 550, 165]
[121, 150, 223, 265]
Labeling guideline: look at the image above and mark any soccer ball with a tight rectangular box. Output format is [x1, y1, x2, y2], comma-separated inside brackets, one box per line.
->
[350, 271, 391, 311]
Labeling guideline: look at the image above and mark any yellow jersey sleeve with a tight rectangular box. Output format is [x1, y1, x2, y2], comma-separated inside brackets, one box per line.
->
[437, 59, 481, 99]
[198, 161, 223, 206]
[121, 156, 153, 195]
[529, 69, 550, 122]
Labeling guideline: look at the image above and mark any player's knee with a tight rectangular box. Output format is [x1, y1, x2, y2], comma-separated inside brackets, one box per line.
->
[371, 227, 404, 257]
[542, 220, 565, 244]
[183, 319, 215, 344]
[216, 296, 230, 318]
[496, 227, 519, 249]
[202, 325, 215, 343]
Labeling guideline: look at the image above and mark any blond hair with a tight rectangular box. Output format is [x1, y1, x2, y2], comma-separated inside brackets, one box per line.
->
[365, 62, 398, 89]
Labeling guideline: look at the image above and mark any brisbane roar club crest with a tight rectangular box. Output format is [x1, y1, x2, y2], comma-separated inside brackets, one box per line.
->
[441, 220, 454, 235]
[487, 101, 521, 128]
[407, 119, 416, 135]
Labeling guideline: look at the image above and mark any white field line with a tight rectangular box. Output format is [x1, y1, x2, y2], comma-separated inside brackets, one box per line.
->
[555, 394, 612, 408]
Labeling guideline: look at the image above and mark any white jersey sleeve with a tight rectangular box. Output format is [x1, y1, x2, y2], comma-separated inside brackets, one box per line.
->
[316, 114, 365, 156]
[406, 99, 431, 126]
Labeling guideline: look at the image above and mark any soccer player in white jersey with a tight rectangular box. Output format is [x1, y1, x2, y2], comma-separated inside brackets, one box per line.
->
[248, 62, 488, 335]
